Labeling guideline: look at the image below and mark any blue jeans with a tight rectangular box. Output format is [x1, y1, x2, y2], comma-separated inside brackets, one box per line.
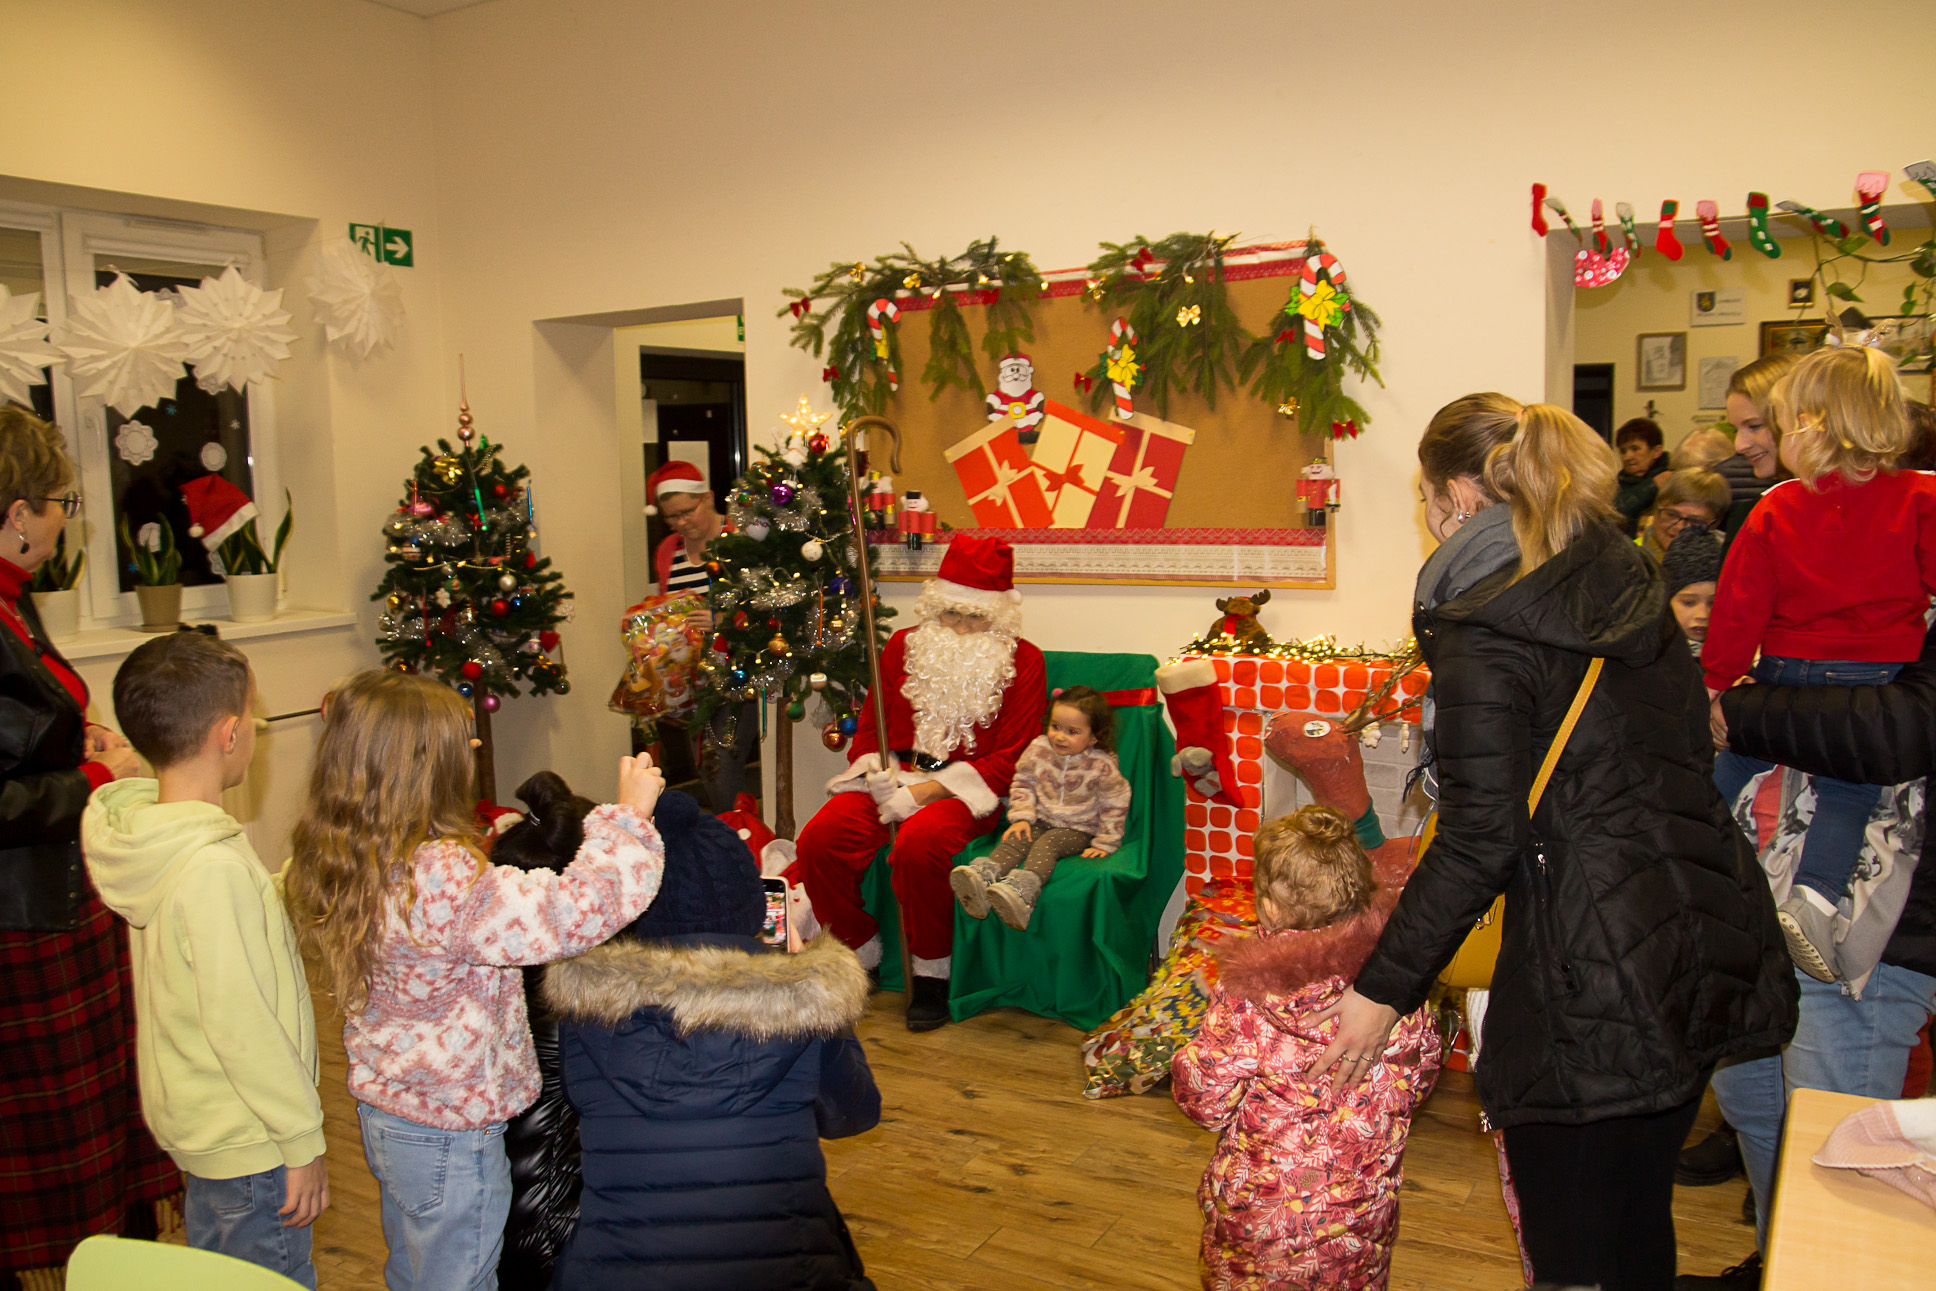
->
[1713, 656, 1906, 902]
[184, 1165, 317, 1289]
[1710, 962, 1936, 1250]
[358, 1103, 511, 1291]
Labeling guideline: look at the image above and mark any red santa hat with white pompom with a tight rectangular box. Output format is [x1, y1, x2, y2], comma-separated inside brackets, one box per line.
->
[179, 473, 257, 550]
[929, 533, 1020, 612]
[644, 460, 708, 516]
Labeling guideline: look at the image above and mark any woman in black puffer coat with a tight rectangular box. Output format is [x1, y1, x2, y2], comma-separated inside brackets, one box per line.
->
[1322, 397, 1797, 1291]
[543, 785, 879, 1291]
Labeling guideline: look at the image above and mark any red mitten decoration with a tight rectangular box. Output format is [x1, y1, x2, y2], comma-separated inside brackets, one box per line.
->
[1157, 659, 1243, 808]
[1531, 182, 1549, 236]
[1656, 200, 1685, 261]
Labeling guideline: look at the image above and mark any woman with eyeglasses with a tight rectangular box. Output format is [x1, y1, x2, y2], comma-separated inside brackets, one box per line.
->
[0, 406, 176, 1284]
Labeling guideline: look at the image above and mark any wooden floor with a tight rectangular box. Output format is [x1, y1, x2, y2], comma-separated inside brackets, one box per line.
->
[307, 990, 1761, 1290]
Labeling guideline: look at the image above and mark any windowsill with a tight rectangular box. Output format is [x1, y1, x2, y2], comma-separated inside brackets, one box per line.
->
[53, 608, 361, 661]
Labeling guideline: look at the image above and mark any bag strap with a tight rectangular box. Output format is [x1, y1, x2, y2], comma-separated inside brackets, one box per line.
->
[1527, 657, 1603, 815]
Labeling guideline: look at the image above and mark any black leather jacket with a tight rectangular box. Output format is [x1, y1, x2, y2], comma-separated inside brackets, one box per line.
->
[1, 593, 98, 932]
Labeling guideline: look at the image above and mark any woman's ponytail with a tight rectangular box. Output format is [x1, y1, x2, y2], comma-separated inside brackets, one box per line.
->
[1483, 403, 1619, 578]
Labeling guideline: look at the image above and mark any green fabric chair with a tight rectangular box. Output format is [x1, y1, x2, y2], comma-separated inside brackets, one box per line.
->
[861, 651, 1185, 1031]
[68, 1236, 305, 1290]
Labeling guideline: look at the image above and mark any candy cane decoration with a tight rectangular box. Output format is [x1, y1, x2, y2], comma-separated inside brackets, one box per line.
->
[1856, 171, 1891, 245]
[1298, 250, 1349, 362]
[865, 298, 900, 391]
[1107, 318, 1138, 420]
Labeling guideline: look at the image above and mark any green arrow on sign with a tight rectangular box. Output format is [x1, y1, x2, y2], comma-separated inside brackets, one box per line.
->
[380, 227, 413, 267]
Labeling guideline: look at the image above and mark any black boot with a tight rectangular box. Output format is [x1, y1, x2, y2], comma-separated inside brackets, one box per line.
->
[906, 975, 950, 1032]
[1675, 1251, 1761, 1290]
[1676, 1124, 1744, 1186]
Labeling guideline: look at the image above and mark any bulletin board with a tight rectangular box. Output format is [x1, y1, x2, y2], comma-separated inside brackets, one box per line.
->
[861, 244, 1337, 588]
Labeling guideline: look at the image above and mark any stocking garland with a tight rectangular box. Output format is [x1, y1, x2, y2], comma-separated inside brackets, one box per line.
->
[1615, 202, 1642, 255]
[1746, 193, 1782, 258]
[1776, 200, 1847, 239]
[1655, 201, 1685, 260]
[1856, 171, 1891, 245]
[1696, 201, 1732, 260]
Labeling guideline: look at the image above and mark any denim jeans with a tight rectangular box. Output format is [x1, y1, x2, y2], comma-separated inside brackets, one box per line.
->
[1713, 656, 1906, 902]
[358, 1103, 511, 1291]
[1710, 961, 1936, 1250]
[184, 1165, 317, 1289]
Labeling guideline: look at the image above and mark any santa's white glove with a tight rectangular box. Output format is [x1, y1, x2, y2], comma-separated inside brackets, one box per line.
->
[864, 769, 900, 805]
[878, 787, 920, 824]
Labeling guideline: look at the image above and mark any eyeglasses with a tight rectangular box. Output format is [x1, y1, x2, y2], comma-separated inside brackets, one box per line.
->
[36, 493, 81, 518]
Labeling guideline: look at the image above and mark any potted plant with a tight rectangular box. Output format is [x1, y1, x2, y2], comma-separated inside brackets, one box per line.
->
[118, 514, 183, 631]
[27, 530, 85, 642]
[181, 475, 290, 624]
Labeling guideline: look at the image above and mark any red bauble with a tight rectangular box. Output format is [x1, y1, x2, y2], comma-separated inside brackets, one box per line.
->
[713, 633, 730, 653]
[460, 660, 483, 681]
[821, 721, 849, 752]
[492, 483, 509, 498]
[808, 432, 829, 454]
[766, 618, 780, 629]
[524, 553, 537, 568]
[491, 599, 510, 617]
[539, 630, 561, 651]
[732, 612, 749, 628]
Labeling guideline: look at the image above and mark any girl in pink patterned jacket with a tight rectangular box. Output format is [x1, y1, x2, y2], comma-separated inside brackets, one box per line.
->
[284, 671, 668, 1291]
[1173, 806, 1441, 1291]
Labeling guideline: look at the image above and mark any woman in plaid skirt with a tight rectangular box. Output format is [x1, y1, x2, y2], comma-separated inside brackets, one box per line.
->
[1, 409, 178, 1283]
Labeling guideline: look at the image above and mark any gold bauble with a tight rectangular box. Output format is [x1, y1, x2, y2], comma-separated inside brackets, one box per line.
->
[432, 454, 464, 484]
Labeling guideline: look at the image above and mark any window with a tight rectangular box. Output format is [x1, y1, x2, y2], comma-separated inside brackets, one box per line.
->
[0, 206, 285, 626]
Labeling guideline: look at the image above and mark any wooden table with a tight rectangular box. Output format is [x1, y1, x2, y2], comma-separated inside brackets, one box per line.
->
[1764, 1088, 1936, 1289]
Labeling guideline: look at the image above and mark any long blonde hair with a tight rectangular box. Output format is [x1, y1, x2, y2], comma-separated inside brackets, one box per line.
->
[285, 670, 481, 1014]
[1483, 404, 1620, 578]
[1771, 345, 1912, 485]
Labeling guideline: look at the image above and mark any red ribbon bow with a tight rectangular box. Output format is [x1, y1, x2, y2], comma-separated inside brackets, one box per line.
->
[1037, 462, 1089, 494]
[789, 299, 812, 319]
[821, 364, 840, 383]
[1073, 372, 1094, 392]
[1130, 247, 1155, 275]
[1275, 328, 1297, 345]
[1331, 419, 1360, 440]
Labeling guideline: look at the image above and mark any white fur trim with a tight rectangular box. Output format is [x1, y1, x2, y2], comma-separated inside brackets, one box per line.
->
[653, 478, 708, 497]
[928, 577, 1010, 612]
[199, 500, 257, 552]
[826, 751, 885, 794]
[759, 837, 797, 877]
[910, 954, 952, 979]
[933, 760, 998, 817]
[1157, 657, 1219, 694]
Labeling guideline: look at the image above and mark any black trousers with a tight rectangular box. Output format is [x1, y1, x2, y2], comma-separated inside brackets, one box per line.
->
[1501, 1089, 1704, 1291]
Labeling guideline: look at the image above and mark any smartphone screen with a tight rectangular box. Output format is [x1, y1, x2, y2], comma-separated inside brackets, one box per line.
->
[760, 877, 790, 949]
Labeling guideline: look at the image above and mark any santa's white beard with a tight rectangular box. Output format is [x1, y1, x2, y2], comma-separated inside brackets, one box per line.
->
[903, 621, 1018, 759]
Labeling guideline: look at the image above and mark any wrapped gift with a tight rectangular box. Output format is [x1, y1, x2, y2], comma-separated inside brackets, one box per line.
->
[610, 592, 706, 722]
[1087, 411, 1196, 529]
[1029, 400, 1125, 528]
[944, 416, 1054, 528]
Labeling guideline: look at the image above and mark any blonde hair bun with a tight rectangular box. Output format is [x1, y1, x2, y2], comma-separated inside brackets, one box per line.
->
[1252, 805, 1374, 929]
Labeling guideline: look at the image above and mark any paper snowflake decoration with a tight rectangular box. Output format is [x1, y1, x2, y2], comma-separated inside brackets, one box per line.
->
[56, 274, 189, 416]
[175, 265, 297, 394]
[116, 420, 158, 466]
[306, 241, 404, 358]
[0, 286, 62, 408]
[201, 441, 227, 471]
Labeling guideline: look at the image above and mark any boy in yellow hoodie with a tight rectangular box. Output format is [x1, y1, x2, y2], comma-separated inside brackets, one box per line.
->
[83, 631, 326, 1286]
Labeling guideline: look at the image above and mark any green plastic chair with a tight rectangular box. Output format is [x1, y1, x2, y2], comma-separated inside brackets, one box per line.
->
[861, 651, 1185, 1030]
[67, 1235, 305, 1290]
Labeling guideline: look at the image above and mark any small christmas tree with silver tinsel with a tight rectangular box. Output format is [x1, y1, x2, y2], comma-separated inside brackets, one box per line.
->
[372, 398, 571, 798]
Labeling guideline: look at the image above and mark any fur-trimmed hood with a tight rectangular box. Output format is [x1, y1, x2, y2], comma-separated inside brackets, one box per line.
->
[543, 932, 868, 1040]
[1217, 906, 1392, 1009]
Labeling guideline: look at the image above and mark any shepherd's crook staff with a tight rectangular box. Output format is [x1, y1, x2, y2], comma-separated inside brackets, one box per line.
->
[842, 416, 914, 998]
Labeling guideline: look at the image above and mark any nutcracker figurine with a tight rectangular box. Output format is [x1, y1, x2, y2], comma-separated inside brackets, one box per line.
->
[899, 490, 936, 551]
[864, 472, 896, 534]
[1297, 460, 1340, 527]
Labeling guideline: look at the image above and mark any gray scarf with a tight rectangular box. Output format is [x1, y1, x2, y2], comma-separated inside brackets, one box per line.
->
[1412, 505, 1519, 800]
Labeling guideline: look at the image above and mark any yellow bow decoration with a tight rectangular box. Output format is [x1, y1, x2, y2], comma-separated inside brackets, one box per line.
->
[1294, 280, 1344, 330]
[1106, 345, 1141, 386]
[1176, 304, 1201, 327]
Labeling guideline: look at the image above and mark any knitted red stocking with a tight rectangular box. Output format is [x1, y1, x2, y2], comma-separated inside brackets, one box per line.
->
[1157, 660, 1242, 807]
[1697, 200, 1732, 260]
[1656, 200, 1685, 261]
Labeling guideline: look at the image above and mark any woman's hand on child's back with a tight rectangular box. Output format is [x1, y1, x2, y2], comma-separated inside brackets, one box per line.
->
[617, 753, 666, 816]
[1003, 820, 1033, 843]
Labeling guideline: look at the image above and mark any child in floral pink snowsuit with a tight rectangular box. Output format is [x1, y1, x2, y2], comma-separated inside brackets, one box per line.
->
[1173, 806, 1441, 1290]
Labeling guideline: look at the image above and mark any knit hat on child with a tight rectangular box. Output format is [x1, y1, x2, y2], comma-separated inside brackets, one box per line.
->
[1660, 523, 1724, 596]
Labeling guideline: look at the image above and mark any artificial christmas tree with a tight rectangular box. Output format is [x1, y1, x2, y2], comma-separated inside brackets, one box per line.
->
[697, 408, 893, 834]
[372, 399, 572, 800]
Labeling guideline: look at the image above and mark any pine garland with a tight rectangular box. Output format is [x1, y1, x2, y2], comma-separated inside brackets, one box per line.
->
[1080, 232, 1246, 418]
[1239, 238, 1384, 436]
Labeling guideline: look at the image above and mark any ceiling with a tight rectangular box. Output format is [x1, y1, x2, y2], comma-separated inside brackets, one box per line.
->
[360, 0, 498, 16]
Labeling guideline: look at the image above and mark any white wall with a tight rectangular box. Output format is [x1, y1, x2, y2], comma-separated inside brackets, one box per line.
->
[9, 0, 1936, 835]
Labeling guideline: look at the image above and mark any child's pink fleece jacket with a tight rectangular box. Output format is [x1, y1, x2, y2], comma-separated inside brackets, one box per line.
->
[344, 803, 663, 1129]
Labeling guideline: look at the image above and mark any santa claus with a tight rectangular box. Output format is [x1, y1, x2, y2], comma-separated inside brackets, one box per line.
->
[795, 534, 1046, 1031]
[984, 354, 1046, 444]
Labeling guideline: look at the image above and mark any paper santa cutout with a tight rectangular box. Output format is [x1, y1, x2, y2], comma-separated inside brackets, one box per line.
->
[985, 354, 1046, 445]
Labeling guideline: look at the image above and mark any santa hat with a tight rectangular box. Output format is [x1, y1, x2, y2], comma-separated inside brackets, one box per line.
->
[930, 534, 1020, 611]
[179, 473, 257, 550]
[645, 461, 707, 515]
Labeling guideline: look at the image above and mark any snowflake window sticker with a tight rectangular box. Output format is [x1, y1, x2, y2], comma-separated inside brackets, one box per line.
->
[55, 273, 190, 417]
[175, 264, 297, 394]
[201, 441, 228, 471]
[116, 420, 158, 466]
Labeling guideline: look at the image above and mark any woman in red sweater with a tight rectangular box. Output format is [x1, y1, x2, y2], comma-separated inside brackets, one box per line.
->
[1708, 346, 1936, 983]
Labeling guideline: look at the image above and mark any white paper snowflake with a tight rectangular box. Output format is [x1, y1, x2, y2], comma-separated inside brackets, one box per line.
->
[137, 521, 161, 551]
[200, 441, 228, 471]
[116, 420, 158, 465]
[56, 274, 189, 416]
[175, 265, 297, 394]
[0, 286, 62, 407]
[305, 240, 404, 358]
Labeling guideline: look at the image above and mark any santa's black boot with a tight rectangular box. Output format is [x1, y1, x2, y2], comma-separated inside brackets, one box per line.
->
[906, 975, 951, 1032]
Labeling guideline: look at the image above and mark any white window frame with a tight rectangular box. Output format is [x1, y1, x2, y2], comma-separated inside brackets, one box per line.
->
[54, 211, 286, 627]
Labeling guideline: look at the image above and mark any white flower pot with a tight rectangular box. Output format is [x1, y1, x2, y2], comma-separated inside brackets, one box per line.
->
[135, 584, 182, 631]
[30, 588, 79, 642]
[224, 572, 279, 624]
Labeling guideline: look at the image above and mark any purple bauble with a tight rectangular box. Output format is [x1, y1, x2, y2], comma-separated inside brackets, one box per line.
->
[482, 693, 501, 712]
[770, 481, 796, 506]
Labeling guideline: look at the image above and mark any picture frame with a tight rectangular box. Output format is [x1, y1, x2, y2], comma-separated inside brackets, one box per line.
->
[1760, 319, 1828, 358]
[1788, 278, 1816, 308]
[1636, 332, 1687, 391]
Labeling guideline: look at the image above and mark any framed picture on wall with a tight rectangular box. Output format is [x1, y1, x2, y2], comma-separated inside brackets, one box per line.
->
[1761, 320, 1829, 357]
[1636, 332, 1687, 391]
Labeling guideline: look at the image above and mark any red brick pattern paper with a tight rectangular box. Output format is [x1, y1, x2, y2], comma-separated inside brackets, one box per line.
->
[945, 417, 1055, 528]
[1030, 400, 1125, 528]
[1087, 411, 1196, 529]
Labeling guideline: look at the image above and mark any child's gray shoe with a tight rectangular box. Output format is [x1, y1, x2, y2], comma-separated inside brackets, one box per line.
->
[987, 870, 1043, 931]
[1776, 891, 1838, 983]
[949, 857, 1001, 919]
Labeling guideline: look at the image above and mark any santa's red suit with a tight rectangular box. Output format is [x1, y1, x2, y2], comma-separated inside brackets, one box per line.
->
[795, 539, 1045, 1005]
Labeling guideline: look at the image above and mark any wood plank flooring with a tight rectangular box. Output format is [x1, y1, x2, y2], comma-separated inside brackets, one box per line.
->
[306, 989, 1762, 1290]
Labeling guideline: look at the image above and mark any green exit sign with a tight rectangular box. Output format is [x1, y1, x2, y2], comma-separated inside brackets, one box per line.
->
[349, 223, 413, 267]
